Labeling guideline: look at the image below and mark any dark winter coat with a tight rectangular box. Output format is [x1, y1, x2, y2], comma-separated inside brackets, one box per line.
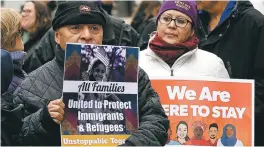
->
[1, 49, 13, 94]
[8, 61, 27, 92]
[23, 26, 50, 73]
[7, 51, 27, 93]
[1, 49, 24, 146]
[137, 17, 156, 50]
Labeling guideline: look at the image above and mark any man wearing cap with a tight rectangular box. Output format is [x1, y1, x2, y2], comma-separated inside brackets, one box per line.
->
[13, 1, 169, 146]
[23, 1, 139, 73]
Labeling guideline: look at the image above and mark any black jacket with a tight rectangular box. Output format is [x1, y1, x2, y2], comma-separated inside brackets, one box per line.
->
[8, 60, 27, 93]
[131, 11, 155, 35]
[1, 49, 24, 146]
[23, 26, 50, 73]
[25, 8, 139, 73]
[1, 49, 13, 94]
[137, 17, 156, 50]
[1, 93, 24, 146]
[13, 45, 169, 146]
[197, 1, 264, 145]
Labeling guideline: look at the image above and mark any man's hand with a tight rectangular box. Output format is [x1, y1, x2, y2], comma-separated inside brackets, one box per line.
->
[48, 99, 65, 124]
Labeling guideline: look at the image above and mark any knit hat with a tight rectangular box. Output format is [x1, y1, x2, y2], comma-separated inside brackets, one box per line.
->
[156, 0, 198, 29]
[52, 1, 106, 30]
[192, 121, 207, 132]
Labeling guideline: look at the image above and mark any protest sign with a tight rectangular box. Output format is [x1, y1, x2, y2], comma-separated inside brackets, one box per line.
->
[61, 43, 139, 146]
[151, 77, 254, 146]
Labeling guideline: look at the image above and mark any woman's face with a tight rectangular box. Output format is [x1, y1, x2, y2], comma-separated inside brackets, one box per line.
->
[226, 126, 234, 138]
[157, 10, 194, 44]
[177, 124, 188, 139]
[13, 36, 24, 51]
[194, 127, 203, 139]
[21, 2, 36, 32]
[92, 63, 106, 81]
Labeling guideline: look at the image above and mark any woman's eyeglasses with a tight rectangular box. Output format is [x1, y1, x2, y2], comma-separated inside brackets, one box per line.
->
[159, 14, 192, 28]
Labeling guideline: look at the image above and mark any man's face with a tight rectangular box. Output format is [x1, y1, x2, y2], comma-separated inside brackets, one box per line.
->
[209, 127, 218, 139]
[195, 1, 217, 11]
[194, 127, 203, 140]
[55, 24, 103, 50]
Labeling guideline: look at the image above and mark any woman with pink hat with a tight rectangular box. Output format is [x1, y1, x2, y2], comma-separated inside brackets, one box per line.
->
[139, 0, 229, 78]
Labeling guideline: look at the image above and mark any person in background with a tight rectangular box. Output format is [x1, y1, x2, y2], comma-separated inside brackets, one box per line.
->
[40, 0, 58, 18]
[137, 17, 156, 50]
[1, 50, 14, 96]
[1, 8, 27, 93]
[19, 1, 139, 73]
[101, 0, 114, 15]
[21, 1, 51, 73]
[1, 49, 24, 146]
[139, 0, 229, 78]
[195, 1, 264, 145]
[131, 1, 161, 33]
[13, 1, 168, 146]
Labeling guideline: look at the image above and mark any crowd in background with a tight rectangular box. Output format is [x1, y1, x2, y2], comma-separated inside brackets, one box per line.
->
[1, 0, 264, 146]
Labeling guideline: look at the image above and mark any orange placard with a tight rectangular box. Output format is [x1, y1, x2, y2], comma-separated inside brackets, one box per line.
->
[150, 77, 254, 146]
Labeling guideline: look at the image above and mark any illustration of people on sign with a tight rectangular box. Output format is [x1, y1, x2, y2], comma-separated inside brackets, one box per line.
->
[167, 121, 190, 145]
[185, 121, 210, 146]
[217, 124, 244, 146]
[207, 123, 219, 146]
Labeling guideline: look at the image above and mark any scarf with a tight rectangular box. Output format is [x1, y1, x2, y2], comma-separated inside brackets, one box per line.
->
[149, 33, 199, 66]
[221, 124, 237, 146]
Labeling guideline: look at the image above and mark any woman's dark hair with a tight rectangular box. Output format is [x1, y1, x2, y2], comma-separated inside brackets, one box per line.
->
[144, 1, 161, 19]
[89, 60, 105, 81]
[131, 1, 161, 29]
[176, 121, 190, 141]
[26, 1, 51, 37]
